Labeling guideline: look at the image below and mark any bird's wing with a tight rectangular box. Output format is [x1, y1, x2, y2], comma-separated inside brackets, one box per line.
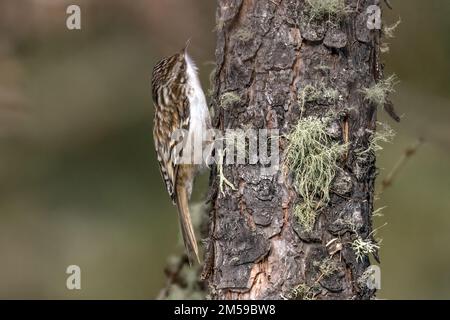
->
[153, 92, 190, 202]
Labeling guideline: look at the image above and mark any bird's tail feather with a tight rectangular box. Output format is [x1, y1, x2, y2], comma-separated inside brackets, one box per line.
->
[176, 187, 200, 263]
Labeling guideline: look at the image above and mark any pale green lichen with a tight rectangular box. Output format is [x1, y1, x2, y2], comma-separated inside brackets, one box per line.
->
[383, 18, 401, 39]
[207, 66, 216, 97]
[314, 64, 332, 72]
[220, 92, 240, 109]
[298, 83, 340, 115]
[356, 122, 395, 161]
[233, 27, 253, 41]
[214, 18, 225, 32]
[322, 87, 340, 102]
[217, 149, 236, 196]
[372, 206, 387, 218]
[361, 75, 398, 109]
[351, 223, 386, 262]
[291, 257, 339, 300]
[306, 0, 350, 23]
[285, 116, 347, 231]
[380, 19, 401, 53]
[315, 257, 339, 277]
[380, 42, 390, 54]
[294, 203, 317, 233]
[352, 236, 380, 262]
[292, 283, 317, 300]
[298, 84, 317, 113]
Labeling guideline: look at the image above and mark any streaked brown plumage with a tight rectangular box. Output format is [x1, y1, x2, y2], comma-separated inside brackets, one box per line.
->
[151, 45, 210, 263]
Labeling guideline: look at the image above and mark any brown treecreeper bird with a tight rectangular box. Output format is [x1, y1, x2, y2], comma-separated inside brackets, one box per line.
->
[151, 43, 211, 263]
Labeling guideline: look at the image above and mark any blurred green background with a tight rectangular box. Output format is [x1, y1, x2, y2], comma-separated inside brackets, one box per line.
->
[0, 0, 448, 299]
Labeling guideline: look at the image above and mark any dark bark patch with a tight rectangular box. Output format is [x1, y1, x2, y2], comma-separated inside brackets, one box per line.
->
[293, 215, 322, 243]
[226, 58, 253, 91]
[319, 261, 346, 293]
[231, 28, 262, 61]
[324, 28, 348, 49]
[266, 70, 292, 107]
[214, 209, 270, 290]
[260, 40, 296, 71]
[305, 246, 327, 283]
[356, 12, 372, 43]
[281, 0, 301, 26]
[242, 171, 283, 236]
[332, 167, 354, 195]
[299, 20, 327, 42]
[326, 200, 363, 236]
[215, 264, 252, 290]
[218, 0, 243, 24]
[252, 0, 277, 34]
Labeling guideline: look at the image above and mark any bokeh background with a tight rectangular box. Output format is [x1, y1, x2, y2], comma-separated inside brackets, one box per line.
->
[0, 0, 448, 299]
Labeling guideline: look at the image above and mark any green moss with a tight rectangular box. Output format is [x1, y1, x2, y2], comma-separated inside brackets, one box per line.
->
[285, 116, 347, 231]
[361, 75, 398, 109]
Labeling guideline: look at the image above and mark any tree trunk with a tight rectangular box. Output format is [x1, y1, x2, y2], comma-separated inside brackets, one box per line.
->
[203, 0, 385, 300]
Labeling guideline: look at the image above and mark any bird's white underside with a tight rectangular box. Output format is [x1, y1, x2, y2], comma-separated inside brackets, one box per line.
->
[185, 54, 209, 130]
[184, 54, 210, 163]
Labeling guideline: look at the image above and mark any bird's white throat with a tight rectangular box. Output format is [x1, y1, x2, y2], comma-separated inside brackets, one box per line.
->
[184, 54, 210, 164]
[185, 54, 209, 129]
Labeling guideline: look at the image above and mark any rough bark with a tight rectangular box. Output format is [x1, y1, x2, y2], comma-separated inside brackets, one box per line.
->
[203, 0, 385, 300]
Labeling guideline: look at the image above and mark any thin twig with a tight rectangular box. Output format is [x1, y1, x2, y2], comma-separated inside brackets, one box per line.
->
[157, 255, 189, 299]
[381, 138, 424, 193]
[384, 0, 393, 10]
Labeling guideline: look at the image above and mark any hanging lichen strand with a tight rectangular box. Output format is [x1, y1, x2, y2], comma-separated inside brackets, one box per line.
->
[284, 116, 347, 232]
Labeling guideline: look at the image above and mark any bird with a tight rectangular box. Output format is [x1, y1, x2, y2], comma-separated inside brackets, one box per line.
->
[151, 42, 211, 263]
